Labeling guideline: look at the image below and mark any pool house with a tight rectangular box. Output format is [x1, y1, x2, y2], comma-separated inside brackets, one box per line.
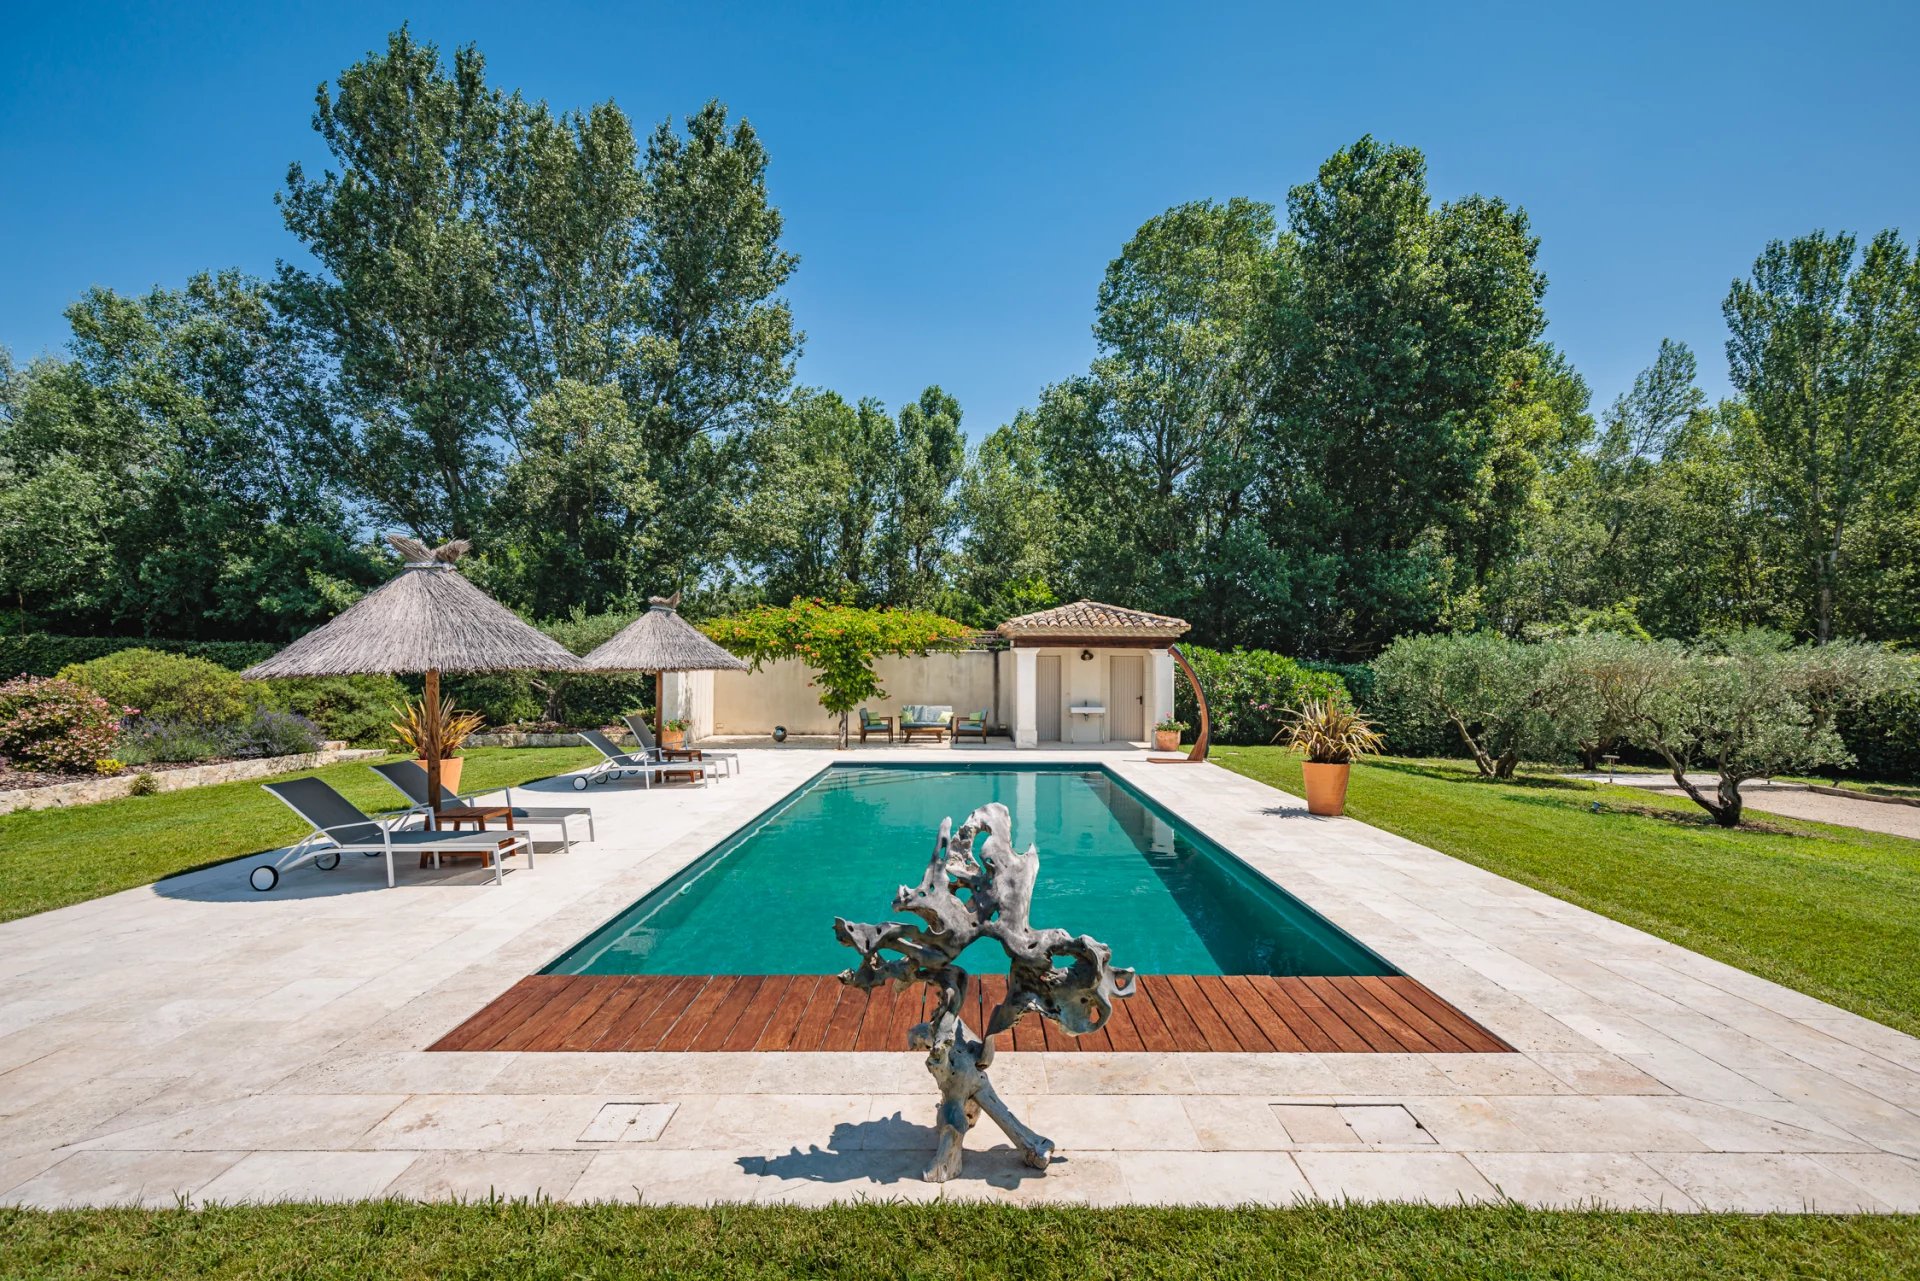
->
[998, 600, 1187, 746]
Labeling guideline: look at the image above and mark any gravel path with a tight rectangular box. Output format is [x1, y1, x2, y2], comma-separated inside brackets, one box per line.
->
[1569, 772, 1920, 840]
[1732, 785, 1920, 840]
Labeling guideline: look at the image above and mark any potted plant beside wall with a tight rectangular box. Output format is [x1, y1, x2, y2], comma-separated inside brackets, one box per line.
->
[1278, 697, 1385, 817]
[390, 693, 486, 795]
[1153, 717, 1186, 752]
[660, 717, 691, 751]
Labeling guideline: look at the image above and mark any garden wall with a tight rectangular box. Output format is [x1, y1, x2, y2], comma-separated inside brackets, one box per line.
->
[709, 651, 1008, 737]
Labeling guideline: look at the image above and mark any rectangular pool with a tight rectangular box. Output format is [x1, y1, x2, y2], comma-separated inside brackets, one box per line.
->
[546, 764, 1394, 978]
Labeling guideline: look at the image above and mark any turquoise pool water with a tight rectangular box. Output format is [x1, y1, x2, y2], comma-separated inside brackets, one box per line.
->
[546, 764, 1394, 978]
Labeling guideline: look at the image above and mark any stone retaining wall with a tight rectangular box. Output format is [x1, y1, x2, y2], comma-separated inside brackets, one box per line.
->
[466, 731, 600, 749]
[0, 747, 385, 815]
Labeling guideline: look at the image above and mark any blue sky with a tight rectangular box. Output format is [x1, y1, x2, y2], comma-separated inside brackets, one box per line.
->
[3, 1, 1917, 436]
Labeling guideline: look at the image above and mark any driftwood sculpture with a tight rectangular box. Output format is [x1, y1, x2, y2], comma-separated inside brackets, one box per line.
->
[834, 801, 1136, 1182]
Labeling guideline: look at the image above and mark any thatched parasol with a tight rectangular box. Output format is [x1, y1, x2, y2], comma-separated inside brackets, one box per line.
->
[244, 535, 582, 812]
[580, 593, 747, 741]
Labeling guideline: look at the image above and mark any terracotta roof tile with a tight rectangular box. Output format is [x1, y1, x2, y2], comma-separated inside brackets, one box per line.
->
[997, 600, 1190, 636]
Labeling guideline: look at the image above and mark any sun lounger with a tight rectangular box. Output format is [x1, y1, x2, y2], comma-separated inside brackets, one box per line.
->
[622, 716, 739, 778]
[574, 729, 718, 790]
[255, 776, 533, 891]
[369, 760, 594, 851]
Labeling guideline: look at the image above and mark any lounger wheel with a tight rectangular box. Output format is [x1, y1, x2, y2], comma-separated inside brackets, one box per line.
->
[249, 865, 279, 892]
[572, 776, 588, 791]
[315, 850, 341, 871]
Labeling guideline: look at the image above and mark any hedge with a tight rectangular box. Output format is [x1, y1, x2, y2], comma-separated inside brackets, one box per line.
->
[1835, 675, 1920, 783]
[1301, 659, 1375, 709]
[0, 633, 280, 677]
[1174, 645, 1348, 746]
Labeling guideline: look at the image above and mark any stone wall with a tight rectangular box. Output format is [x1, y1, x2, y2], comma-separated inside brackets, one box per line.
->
[709, 651, 1008, 737]
[0, 747, 385, 815]
[465, 732, 601, 749]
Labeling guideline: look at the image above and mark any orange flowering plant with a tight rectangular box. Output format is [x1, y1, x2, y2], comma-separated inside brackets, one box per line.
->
[703, 599, 971, 746]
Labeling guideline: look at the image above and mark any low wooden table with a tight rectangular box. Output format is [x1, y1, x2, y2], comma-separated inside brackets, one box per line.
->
[651, 750, 709, 784]
[424, 805, 515, 867]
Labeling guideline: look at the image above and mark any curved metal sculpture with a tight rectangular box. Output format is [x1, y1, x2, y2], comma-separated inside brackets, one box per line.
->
[834, 801, 1136, 1181]
[1150, 642, 1210, 764]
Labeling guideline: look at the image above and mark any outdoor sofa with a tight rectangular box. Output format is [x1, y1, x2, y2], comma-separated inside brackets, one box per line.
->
[898, 704, 954, 744]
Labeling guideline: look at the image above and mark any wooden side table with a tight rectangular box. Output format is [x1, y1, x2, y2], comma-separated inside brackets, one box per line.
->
[424, 805, 514, 867]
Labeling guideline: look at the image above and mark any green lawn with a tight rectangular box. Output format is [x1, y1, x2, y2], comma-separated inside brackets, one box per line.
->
[0, 746, 595, 923]
[4, 1202, 1918, 1279]
[1214, 748, 1920, 1037]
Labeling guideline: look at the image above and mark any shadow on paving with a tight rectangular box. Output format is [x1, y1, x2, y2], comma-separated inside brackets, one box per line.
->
[739, 1116, 1057, 1189]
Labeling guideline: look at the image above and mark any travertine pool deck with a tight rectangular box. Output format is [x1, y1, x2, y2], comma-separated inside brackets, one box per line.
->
[3, 746, 1919, 1211]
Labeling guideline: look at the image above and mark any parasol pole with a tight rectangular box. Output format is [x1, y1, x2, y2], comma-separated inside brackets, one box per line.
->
[424, 667, 443, 820]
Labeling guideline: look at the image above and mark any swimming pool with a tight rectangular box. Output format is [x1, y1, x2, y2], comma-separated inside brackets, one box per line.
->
[546, 764, 1394, 978]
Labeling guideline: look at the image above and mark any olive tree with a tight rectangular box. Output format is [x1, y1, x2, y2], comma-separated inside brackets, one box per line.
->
[1545, 631, 1665, 770]
[1371, 632, 1573, 778]
[1609, 631, 1904, 826]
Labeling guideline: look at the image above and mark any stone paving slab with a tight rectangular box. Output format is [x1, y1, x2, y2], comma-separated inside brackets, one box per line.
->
[3, 746, 1919, 1210]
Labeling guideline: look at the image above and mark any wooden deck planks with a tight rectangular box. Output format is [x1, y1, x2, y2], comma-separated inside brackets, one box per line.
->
[430, 973, 1511, 1054]
[1242, 977, 1338, 1053]
[785, 977, 843, 1051]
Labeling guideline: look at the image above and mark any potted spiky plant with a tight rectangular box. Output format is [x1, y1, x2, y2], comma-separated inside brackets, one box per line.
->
[1278, 697, 1384, 816]
[390, 693, 486, 795]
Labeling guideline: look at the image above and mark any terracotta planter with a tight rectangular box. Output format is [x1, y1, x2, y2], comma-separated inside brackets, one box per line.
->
[1300, 761, 1350, 816]
[418, 757, 463, 794]
[660, 729, 687, 750]
[1152, 729, 1181, 751]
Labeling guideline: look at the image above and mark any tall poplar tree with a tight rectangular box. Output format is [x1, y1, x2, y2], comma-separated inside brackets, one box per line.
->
[1260, 136, 1547, 656]
[275, 27, 514, 544]
[1724, 230, 1920, 642]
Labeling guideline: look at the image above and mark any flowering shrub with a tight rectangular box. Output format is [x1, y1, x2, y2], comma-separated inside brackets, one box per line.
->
[704, 599, 972, 745]
[234, 709, 325, 758]
[0, 676, 127, 774]
[117, 718, 231, 764]
[119, 708, 325, 765]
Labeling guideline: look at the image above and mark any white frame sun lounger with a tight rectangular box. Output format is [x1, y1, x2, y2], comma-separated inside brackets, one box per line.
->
[622, 715, 739, 778]
[368, 760, 595, 851]
[256, 777, 534, 891]
[573, 729, 718, 790]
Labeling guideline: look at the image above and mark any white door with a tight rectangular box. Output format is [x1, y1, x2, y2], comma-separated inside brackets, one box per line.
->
[1109, 654, 1145, 741]
[1036, 655, 1062, 742]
